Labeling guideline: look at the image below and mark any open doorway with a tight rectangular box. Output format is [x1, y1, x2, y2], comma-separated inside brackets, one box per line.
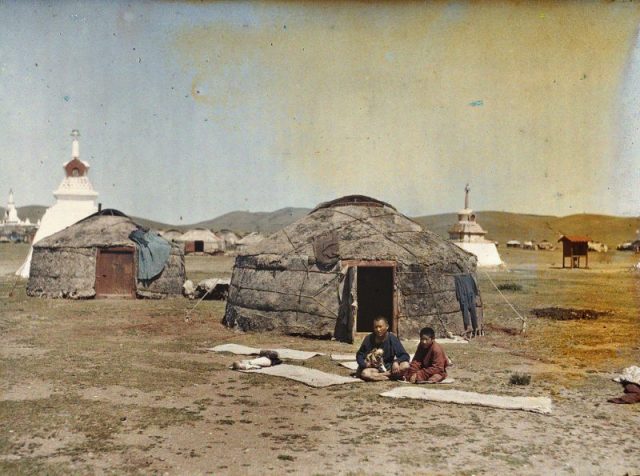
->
[194, 240, 204, 252]
[356, 266, 394, 333]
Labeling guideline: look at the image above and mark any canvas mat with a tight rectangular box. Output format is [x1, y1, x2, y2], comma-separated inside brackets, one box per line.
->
[241, 363, 364, 388]
[208, 343, 323, 360]
[381, 387, 552, 414]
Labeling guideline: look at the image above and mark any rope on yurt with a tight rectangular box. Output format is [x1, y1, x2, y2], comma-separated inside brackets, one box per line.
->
[482, 271, 527, 334]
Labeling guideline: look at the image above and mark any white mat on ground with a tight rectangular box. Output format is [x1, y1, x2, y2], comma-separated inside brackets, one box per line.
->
[208, 344, 323, 360]
[380, 387, 552, 414]
[242, 364, 363, 388]
[339, 361, 360, 370]
[331, 353, 356, 361]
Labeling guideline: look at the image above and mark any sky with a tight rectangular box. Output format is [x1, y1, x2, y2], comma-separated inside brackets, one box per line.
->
[1, 0, 639, 225]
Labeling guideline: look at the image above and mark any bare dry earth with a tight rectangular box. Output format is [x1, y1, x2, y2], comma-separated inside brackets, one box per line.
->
[1, 244, 639, 475]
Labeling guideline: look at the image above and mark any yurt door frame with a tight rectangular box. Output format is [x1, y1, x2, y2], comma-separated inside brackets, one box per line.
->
[95, 246, 136, 298]
[342, 260, 398, 338]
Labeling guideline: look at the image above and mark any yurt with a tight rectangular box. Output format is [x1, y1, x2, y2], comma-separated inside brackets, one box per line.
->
[235, 232, 265, 249]
[223, 195, 480, 342]
[178, 228, 224, 254]
[216, 229, 240, 249]
[160, 229, 184, 242]
[27, 210, 184, 299]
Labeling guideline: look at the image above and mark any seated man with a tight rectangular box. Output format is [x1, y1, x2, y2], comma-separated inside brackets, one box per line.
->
[356, 316, 410, 382]
[405, 326, 449, 383]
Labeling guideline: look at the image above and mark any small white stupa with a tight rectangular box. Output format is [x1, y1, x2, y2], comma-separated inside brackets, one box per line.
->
[2, 189, 22, 225]
[16, 130, 98, 278]
[448, 184, 503, 267]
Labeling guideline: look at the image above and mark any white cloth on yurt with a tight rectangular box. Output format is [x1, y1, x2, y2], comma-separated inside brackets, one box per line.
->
[242, 364, 363, 388]
[380, 387, 552, 414]
[208, 343, 323, 360]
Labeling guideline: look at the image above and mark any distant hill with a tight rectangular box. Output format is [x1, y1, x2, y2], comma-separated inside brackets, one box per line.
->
[4, 204, 639, 247]
[191, 207, 310, 234]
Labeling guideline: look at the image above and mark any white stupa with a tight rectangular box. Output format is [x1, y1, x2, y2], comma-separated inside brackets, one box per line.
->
[16, 130, 98, 278]
[448, 184, 503, 267]
[2, 189, 22, 225]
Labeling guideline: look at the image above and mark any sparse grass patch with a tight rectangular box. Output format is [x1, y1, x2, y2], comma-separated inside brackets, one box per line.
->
[497, 282, 524, 291]
[509, 372, 532, 385]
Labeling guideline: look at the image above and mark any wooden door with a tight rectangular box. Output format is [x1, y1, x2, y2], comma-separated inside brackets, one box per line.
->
[95, 247, 135, 298]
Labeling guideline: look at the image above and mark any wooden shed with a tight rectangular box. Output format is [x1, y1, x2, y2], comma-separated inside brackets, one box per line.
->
[558, 235, 590, 269]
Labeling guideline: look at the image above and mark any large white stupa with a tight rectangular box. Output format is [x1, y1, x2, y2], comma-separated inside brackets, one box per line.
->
[448, 184, 503, 267]
[16, 130, 98, 278]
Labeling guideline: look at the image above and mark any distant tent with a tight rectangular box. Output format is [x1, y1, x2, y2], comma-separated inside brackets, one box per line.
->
[160, 229, 183, 242]
[178, 228, 224, 254]
[216, 229, 240, 249]
[27, 210, 184, 299]
[236, 232, 265, 248]
[224, 195, 479, 342]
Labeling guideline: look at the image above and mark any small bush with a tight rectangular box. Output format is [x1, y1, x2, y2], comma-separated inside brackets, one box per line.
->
[277, 454, 295, 461]
[497, 283, 523, 291]
[509, 372, 531, 385]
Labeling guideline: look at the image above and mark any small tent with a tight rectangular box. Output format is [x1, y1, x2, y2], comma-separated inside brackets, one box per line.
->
[178, 228, 224, 254]
[160, 229, 184, 242]
[223, 195, 480, 342]
[216, 229, 240, 249]
[27, 210, 184, 299]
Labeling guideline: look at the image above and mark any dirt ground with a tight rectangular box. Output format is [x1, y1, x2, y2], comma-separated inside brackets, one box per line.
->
[1, 243, 639, 475]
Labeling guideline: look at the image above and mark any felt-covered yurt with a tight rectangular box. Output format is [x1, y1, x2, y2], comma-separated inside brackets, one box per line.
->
[223, 195, 480, 342]
[27, 209, 185, 299]
[178, 228, 224, 254]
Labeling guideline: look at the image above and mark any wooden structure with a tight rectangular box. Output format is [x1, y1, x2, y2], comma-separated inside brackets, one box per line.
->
[558, 235, 590, 268]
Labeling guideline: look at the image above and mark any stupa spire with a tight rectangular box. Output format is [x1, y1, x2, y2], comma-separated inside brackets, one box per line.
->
[464, 183, 470, 210]
[71, 129, 80, 159]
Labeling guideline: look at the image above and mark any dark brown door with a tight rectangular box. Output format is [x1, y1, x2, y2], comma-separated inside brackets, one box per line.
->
[95, 247, 135, 298]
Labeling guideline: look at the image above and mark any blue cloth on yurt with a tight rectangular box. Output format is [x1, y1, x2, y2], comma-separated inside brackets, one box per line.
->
[128, 229, 172, 281]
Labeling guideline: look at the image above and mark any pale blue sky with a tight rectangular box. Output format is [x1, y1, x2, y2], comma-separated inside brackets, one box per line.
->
[1, 1, 639, 224]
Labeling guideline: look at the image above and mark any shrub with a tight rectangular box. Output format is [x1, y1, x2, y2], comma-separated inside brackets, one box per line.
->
[497, 282, 523, 291]
[509, 372, 531, 385]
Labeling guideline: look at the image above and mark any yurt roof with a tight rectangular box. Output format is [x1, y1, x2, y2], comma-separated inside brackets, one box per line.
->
[179, 228, 222, 242]
[311, 194, 396, 213]
[239, 197, 474, 267]
[160, 229, 183, 238]
[34, 211, 165, 249]
[236, 232, 265, 245]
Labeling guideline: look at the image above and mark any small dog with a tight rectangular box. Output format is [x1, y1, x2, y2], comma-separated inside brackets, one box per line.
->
[365, 348, 386, 372]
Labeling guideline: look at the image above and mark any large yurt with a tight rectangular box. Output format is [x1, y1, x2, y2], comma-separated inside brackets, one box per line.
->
[27, 210, 184, 299]
[223, 195, 480, 342]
